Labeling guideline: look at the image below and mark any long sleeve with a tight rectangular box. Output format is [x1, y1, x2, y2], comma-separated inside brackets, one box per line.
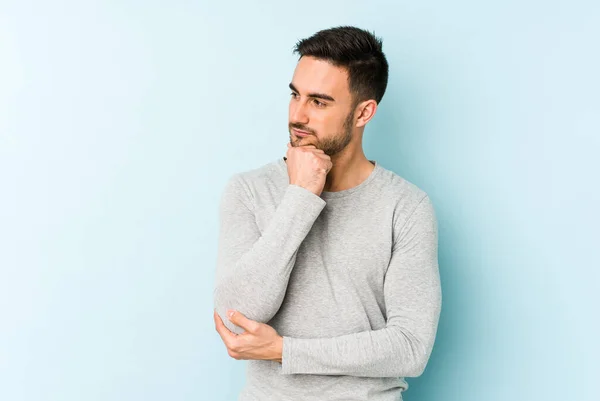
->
[280, 195, 442, 377]
[213, 173, 326, 335]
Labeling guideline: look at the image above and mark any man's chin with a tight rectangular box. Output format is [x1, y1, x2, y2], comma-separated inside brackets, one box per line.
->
[292, 135, 308, 144]
[295, 138, 317, 148]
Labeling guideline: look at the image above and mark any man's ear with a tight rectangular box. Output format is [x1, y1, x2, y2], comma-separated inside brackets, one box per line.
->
[355, 99, 378, 128]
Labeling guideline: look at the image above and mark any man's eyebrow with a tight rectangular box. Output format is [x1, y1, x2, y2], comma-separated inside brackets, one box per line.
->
[289, 83, 336, 102]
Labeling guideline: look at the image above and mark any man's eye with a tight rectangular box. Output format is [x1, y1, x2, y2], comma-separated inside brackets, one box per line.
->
[290, 92, 297, 98]
[313, 99, 325, 107]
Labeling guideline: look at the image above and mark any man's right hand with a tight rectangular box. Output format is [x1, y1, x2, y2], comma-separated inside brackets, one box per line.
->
[285, 142, 333, 196]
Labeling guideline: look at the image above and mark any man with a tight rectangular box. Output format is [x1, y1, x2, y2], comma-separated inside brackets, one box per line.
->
[213, 25, 442, 401]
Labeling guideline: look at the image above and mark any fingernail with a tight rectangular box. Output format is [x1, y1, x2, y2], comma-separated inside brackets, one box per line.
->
[227, 309, 235, 318]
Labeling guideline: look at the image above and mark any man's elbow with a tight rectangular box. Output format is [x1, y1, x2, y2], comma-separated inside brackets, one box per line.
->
[213, 286, 280, 334]
[404, 357, 428, 377]
[214, 273, 288, 317]
[395, 333, 435, 378]
[406, 338, 437, 377]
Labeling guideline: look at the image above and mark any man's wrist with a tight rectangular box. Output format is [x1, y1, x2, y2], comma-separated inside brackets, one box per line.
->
[272, 335, 283, 364]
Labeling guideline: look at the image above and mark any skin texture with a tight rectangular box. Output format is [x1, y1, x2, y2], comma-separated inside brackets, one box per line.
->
[215, 55, 381, 362]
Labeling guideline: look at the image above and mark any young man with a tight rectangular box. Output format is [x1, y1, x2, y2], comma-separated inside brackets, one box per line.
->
[213, 25, 442, 401]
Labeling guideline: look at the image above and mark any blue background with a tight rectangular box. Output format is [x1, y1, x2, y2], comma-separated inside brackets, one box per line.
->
[1, 1, 598, 400]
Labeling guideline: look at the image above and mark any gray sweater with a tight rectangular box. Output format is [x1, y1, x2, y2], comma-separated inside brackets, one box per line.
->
[213, 157, 442, 401]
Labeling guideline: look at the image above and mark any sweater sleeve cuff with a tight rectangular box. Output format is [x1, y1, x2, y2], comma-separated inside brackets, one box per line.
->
[280, 336, 297, 375]
[282, 184, 326, 212]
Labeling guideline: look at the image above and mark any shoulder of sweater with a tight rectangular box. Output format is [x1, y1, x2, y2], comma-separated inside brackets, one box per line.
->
[375, 164, 429, 206]
[226, 158, 284, 196]
[373, 165, 435, 233]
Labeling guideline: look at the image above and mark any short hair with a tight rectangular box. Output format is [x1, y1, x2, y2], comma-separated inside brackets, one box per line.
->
[293, 25, 389, 106]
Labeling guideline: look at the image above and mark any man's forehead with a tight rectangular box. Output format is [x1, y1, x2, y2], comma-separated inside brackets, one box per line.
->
[292, 56, 349, 96]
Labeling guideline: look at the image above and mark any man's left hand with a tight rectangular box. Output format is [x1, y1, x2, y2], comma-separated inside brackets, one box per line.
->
[214, 309, 283, 364]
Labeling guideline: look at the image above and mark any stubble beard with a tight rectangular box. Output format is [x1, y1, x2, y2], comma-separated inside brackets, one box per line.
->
[289, 111, 354, 157]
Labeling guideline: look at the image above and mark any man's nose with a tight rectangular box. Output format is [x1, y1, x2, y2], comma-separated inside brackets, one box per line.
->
[290, 101, 309, 124]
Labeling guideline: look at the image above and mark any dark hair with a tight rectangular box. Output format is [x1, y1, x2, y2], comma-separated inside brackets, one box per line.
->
[293, 25, 389, 106]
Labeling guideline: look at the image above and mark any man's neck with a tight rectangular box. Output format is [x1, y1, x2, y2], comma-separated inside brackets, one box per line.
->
[323, 149, 375, 193]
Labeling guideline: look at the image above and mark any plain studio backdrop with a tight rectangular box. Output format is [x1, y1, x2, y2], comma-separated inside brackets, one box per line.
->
[1, 1, 598, 400]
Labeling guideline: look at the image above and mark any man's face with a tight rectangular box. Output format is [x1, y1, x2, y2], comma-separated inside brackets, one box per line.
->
[288, 56, 356, 156]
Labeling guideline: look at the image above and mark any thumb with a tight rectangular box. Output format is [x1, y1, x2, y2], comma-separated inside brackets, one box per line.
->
[227, 309, 259, 332]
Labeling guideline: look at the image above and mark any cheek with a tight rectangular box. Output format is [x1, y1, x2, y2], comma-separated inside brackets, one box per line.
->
[321, 112, 344, 132]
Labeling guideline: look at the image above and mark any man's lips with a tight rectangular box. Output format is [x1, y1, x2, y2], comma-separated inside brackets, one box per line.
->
[292, 128, 312, 137]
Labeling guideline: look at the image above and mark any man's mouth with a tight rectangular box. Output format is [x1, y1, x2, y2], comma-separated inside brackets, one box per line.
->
[292, 128, 312, 137]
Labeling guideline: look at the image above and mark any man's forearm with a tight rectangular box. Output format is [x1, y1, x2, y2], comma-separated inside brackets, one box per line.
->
[214, 176, 326, 335]
[279, 323, 438, 377]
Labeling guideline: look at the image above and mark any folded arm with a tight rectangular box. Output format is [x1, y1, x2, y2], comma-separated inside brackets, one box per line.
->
[280, 195, 442, 377]
[214, 173, 326, 335]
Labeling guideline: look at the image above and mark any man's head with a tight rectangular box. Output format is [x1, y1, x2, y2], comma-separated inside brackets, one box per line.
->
[288, 26, 388, 156]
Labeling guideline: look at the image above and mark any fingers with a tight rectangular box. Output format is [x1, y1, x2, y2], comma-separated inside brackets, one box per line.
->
[297, 146, 324, 154]
[214, 310, 237, 345]
[312, 151, 329, 159]
[312, 153, 332, 168]
[286, 142, 322, 152]
[215, 310, 254, 362]
[292, 144, 316, 150]
[285, 143, 330, 169]
[228, 310, 260, 333]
